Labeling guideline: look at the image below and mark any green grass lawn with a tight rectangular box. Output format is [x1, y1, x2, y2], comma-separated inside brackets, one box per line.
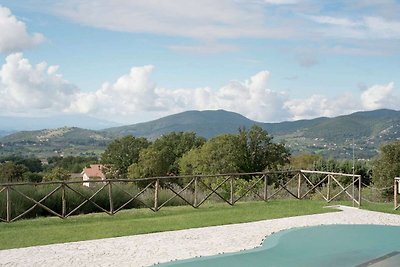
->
[334, 200, 400, 214]
[360, 201, 400, 214]
[0, 199, 338, 250]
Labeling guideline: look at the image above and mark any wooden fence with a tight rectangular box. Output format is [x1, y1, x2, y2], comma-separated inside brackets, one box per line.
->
[395, 177, 400, 210]
[0, 170, 361, 223]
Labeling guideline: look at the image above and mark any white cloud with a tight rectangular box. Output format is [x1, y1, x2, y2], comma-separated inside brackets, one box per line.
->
[284, 93, 357, 120]
[263, 0, 299, 5]
[285, 82, 399, 120]
[0, 53, 78, 115]
[361, 82, 397, 110]
[364, 17, 400, 39]
[74, 67, 289, 122]
[168, 42, 239, 54]
[304, 14, 400, 40]
[0, 5, 44, 53]
[69, 65, 166, 118]
[51, 0, 297, 40]
[1, 54, 397, 123]
[306, 15, 361, 27]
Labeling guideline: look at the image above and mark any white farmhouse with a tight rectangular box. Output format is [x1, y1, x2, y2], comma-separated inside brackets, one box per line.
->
[81, 164, 106, 187]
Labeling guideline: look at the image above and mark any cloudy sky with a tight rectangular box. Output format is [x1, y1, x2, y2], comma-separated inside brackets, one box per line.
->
[0, 0, 399, 124]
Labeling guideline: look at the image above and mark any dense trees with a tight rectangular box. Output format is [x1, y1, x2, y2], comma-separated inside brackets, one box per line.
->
[0, 156, 42, 173]
[43, 167, 70, 181]
[311, 157, 372, 185]
[0, 156, 43, 183]
[179, 126, 290, 175]
[290, 154, 323, 170]
[47, 156, 97, 173]
[129, 132, 205, 178]
[0, 162, 27, 183]
[3, 131, 398, 191]
[0, 129, 290, 183]
[101, 136, 150, 178]
[238, 126, 290, 173]
[372, 141, 400, 190]
[179, 134, 242, 175]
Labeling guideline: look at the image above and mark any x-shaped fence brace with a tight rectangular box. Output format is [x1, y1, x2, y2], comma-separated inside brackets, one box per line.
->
[0, 170, 362, 222]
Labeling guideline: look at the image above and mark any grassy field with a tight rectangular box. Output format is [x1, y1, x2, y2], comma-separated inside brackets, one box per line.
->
[0, 199, 338, 250]
[360, 201, 400, 214]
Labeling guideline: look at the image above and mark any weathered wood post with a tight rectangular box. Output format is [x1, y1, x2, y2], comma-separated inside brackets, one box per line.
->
[6, 186, 11, 222]
[327, 175, 331, 202]
[61, 183, 66, 218]
[108, 180, 114, 215]
[194, 177, 198, 208]
[352, 175, 355, 207]
[230, 176, 234, 205]
[394, 178, 398, 210]
[154, 179, 159, 211]
[263, 174, 268, 201]
[358, 175, 361, 207]
[297, 172, 302, 199]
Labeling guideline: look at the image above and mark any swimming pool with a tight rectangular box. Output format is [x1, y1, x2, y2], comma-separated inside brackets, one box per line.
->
[159, 225, 400, 267]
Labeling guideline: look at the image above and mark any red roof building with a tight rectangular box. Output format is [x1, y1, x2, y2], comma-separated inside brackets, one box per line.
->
[81, 164, 106, 187]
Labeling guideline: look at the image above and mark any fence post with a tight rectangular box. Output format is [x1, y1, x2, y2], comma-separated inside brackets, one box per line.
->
[154, 179, 159, 211]
[6, 186, 11, 222]
[358, 175, 361, 207]
[327, 175, 331, 202]
[108, 180, 114, 214]
[297, 172, 302, 199]
[230, 176, 234, 205]
[61, 183, 66, 218]
[395, 179, 398, 210]
[263, 174, 268, 201]
[194, 177, 198, 208]
[352, 175, 355, 207]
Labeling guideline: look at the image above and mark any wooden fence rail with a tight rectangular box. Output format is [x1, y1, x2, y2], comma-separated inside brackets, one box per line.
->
[0, 170, 361, 222]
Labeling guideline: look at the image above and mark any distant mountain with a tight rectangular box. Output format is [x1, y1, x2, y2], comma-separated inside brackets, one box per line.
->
[105, 110, 263, 139]
[270, 109, 400, 158]
[0, 114, 120, 132]
[1, 109, 399, 159]
[0, 127, 112, 158]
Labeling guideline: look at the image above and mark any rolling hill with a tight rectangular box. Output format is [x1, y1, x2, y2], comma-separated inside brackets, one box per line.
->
[1, 109, 399, 159]
[0, 127, 113, 158]
[104, 110, 263, 139]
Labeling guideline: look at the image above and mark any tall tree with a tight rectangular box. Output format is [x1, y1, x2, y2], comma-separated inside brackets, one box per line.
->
[179, 134, 241, 175]
[101, 136, 150, 178]
[179, 126, 289, 176]
[0, 162, 27, 183]
[129, 132, 205, 178]
[373, 141, 400, 191]
[238, 126, 290, 173]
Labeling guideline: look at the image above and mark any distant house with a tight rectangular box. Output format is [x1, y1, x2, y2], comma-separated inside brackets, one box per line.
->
[81, 164, 106, 187]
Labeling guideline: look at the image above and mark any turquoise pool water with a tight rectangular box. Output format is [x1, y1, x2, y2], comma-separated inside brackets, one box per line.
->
[159, 225, 400, 267]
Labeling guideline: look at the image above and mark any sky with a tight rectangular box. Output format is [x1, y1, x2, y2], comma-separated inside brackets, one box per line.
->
[0, 0, 399, 124]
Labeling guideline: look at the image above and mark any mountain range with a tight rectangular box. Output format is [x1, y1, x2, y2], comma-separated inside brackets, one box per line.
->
[1, 109, 399, 159]
[0, 114, 120, 135]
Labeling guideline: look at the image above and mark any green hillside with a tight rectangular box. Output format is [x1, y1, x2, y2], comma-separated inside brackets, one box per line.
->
[0, 127, 112, 158]
[105, 110, 263, 139]
[1, 109, 399, 159]
[275, 109, 400, 158]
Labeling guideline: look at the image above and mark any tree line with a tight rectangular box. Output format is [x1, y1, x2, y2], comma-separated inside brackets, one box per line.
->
[1, 125, 400, 198]
[101, 126, 290, 179]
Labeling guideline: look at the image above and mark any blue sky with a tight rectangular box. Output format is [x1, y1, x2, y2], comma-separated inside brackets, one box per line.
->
[0, 0, 399, 124]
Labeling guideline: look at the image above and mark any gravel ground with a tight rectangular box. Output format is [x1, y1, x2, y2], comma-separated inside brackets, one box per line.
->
[1, 206, 400, 267]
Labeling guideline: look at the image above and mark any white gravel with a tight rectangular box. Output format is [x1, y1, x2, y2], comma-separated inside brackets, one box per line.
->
[1, 205, 400, 267]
